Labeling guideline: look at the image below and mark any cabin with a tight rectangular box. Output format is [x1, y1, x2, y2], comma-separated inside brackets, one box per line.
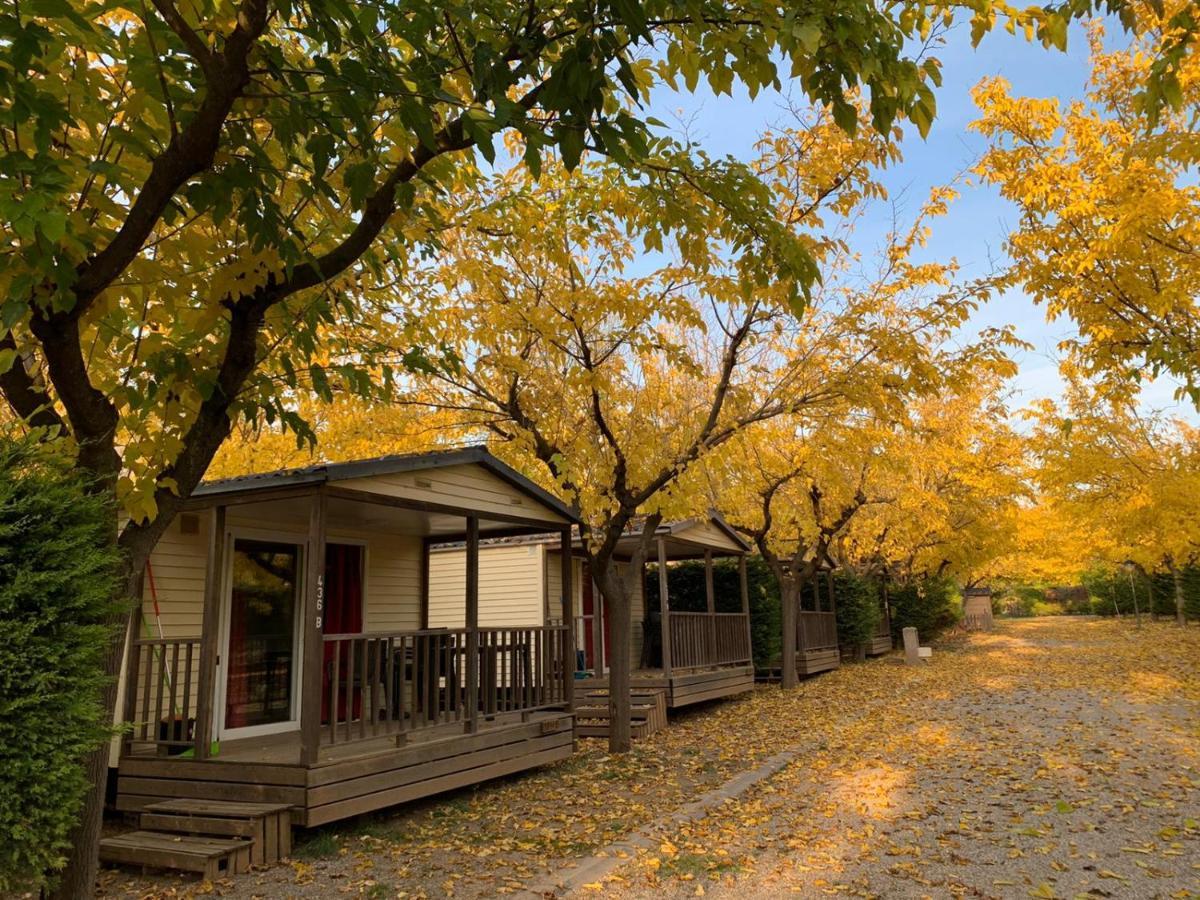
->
[111, 448, 580, 829]
[962, 587, 995, 630]
[865, 582, 894, 656]
[791, 568, 841, 675]
[573, 517, 756, 712]
[428, 516, 756, 735]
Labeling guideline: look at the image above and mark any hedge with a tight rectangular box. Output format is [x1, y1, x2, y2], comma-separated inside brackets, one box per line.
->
[0, 435, 122, 892]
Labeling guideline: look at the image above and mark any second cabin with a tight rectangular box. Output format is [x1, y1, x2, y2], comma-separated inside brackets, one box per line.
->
[430, 515, 757, 712]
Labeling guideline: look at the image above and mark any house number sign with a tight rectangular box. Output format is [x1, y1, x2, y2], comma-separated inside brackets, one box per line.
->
[315, 573, 324, 630]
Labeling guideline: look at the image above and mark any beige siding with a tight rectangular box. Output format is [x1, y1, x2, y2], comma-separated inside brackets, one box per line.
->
[137, 513, 422, 638]
[428, 543, 545, 628]
[113, 513, 211, 764]
[359, 532, 421, 631]
[543, 546, 582, 622]
[673, 520, 743, 554]
[142, 512, 212, 635]
[329, 463, 570, 524]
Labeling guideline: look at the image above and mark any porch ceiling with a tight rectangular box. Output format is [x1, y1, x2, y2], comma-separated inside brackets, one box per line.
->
[223, 494, 557, 539]
[617, 534, 746, 562]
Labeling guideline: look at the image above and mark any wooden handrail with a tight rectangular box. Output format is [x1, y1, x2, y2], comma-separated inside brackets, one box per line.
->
[666, 611, 752, 670]
[797, 610, 838, 651]
[319, 625, 570, 747]
[124, 636, 204, 756]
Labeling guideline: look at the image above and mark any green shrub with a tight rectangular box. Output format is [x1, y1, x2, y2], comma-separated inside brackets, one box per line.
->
[887, 574, 959, 642]
[0, 435, 122, 892]
[998, 585, 1041, 617]
[833, 571, 880, 653]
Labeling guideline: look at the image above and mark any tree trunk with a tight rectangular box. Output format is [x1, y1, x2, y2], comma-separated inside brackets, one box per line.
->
[600, 572, 633, 753]
[1169, 560, 1187, 626]
[51, 559, 142, 900]
[780, 580, 798, 690]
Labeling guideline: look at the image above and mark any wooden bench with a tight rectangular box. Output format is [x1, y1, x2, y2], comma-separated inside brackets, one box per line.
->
[141, 799, 293, 866]
[99, 830, 250, 880]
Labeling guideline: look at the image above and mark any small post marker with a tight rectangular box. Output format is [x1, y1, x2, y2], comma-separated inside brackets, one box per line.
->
[903, 627, 921, 665]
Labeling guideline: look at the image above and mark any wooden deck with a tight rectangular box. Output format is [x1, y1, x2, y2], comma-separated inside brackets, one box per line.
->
[116, 710, 574, 827]
[577, 665, 754, 708]
[795, 648, 840, 675]
[865, 632, 893, 656]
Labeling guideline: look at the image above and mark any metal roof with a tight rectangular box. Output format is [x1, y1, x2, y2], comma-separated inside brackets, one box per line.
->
[193, 446, 579, 523]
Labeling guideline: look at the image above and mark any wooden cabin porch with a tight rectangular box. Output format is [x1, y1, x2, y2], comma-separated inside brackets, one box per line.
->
[865, 585, 893, 656]
[574, 520, 755, 710]
[113, 450, 580, 828]
[795, 570, 840, 675]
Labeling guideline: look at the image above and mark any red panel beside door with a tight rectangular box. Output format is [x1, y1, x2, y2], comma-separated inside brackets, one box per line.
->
[321, 543, 364, 723]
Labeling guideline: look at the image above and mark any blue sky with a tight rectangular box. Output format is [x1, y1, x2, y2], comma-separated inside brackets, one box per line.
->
[640, 21, 1197, 423]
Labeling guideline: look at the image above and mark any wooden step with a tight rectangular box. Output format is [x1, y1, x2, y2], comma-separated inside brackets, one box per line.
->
[576, 720, 650, 739]
[141, 799, 292, 866]
[573, 688, 667, 740]
[99, 830, 250, 880]
[575, 702, 659, 718]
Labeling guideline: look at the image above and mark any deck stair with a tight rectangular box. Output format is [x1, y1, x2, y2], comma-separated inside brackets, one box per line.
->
[98, 830, 251, 880]
[574, 687, 667, 740]
[100, 799, 293, 879]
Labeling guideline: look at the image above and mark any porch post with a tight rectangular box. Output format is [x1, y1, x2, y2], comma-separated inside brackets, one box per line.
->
[591, 574, 604, 676]
[799, 573, 812, 653]
[739, 555, 752, 666]
[704, 550, 715, 612]
[657, 538, 671, 675]
[559, 528, 575, 709]
[194, 504, 225, 760]
[704, 549, 716, 664]
[419, 537, 431, 630]
[120, 570, 147, 758]
[464, 515, 480, 733]
[299, 489, 327, 766]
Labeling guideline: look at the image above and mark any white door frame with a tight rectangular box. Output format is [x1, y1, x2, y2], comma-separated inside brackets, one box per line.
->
[215, 526, 306, 742]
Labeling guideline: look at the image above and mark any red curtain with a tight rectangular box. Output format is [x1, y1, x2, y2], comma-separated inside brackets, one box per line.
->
[225, 581, 250, 728]
[321, 544, 364, 723]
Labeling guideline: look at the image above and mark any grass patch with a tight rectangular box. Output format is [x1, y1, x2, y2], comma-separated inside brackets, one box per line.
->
[429, 796, 473, 819]
[292, 831, 340, 860]
[662, 852, 740, 879]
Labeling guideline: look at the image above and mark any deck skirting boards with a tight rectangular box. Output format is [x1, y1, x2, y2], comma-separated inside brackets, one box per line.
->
[576, 666, 755, 709]
[116, 713, 575, 827]
[796, 648, 840, 675]
[866, 634, 893, 656]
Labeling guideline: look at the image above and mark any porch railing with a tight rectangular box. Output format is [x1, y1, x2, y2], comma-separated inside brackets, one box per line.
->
[667, 611, 752, 670]
[320, 625, 570, 747]
[124, 636, 203, 755]
[798, 610, 838, 652]
[872, 610, 891, 638]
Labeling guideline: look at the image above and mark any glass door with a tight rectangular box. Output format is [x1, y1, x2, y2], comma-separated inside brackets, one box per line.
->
[221, 538, 301, 737]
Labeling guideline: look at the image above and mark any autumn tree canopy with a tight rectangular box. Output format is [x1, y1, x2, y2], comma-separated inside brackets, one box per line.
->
[391, 106, 909, 747]
[1022, 381, 1200, 622]
[974, 6, 1200, 403]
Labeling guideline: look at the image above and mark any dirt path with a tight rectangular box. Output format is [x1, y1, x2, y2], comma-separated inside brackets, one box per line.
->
[98, 619, 1199, 899]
